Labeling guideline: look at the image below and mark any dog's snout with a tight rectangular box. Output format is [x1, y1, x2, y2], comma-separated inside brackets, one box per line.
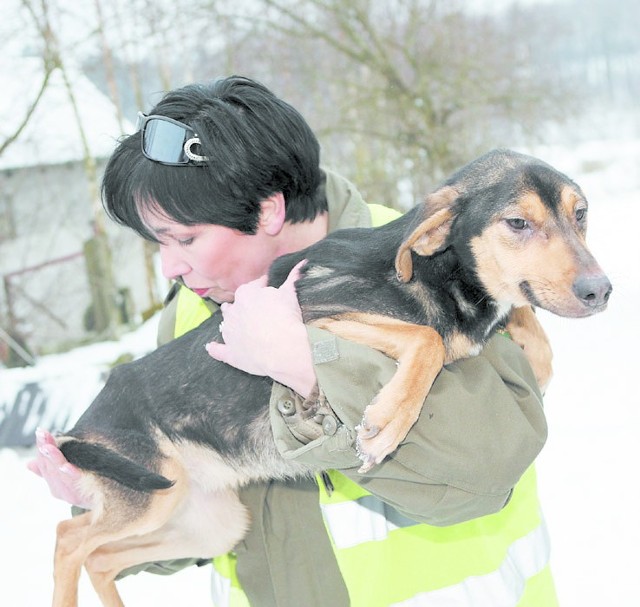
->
[573, 274, 612, 308]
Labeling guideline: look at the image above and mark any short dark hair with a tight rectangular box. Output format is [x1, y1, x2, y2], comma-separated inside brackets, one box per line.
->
[102, 76, 327, 240]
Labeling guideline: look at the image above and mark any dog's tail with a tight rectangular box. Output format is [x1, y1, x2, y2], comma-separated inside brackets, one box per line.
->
[60, 440, 175, 492]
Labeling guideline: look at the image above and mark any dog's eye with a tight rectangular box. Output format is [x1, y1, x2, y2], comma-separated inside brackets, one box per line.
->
[505, 218, 529, 231]
[575, 207, 587, 222]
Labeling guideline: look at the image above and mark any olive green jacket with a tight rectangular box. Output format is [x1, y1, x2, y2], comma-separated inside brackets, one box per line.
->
[135, 169, 548, 606]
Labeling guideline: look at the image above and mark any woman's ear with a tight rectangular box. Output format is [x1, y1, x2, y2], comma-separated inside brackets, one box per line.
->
[259, 192, 286, 236]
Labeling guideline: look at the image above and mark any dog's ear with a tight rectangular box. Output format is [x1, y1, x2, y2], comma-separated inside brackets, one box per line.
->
[395, 186, 458, 283]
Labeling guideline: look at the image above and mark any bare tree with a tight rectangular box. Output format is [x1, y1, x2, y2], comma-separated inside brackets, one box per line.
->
[18, 0, 121, 338]
[93, 0, 125, 133]
[0, 65, 54, 158]
[21, 0, 105, 232]
[210, 0, 579, 205]
[6, 0, 628, 353]
[90, 0, 165, 312]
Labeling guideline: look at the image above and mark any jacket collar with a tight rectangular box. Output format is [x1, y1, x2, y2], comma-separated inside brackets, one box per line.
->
[322, 168, 371, 233]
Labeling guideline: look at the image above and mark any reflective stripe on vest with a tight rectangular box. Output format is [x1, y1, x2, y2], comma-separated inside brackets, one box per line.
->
[211, 569, 231, 607]
[318, 466, 558, 607]
[389, 524, 551, 606]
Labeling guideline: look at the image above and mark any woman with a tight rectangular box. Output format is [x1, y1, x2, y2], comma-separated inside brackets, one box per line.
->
[30, 75, 556, 606]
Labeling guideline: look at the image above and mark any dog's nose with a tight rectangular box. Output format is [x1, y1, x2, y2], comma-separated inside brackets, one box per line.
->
[573, 274, 613, 308]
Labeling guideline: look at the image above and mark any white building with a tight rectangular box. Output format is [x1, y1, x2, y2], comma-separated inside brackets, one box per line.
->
[0, 57, 159, 358]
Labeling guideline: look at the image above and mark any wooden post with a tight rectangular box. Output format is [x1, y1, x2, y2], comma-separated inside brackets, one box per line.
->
[83, 232, 119, 339]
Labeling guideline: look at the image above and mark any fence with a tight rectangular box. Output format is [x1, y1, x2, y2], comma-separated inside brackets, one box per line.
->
[1, 251, 92, 361]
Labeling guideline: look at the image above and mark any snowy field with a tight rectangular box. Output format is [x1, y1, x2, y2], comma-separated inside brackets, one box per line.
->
[0, 136, 638, 606]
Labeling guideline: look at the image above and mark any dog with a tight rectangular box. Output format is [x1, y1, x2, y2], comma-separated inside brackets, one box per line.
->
[51, 149, 611, 606]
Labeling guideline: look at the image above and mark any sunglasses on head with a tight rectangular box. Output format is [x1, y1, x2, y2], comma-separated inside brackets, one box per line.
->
[136, 112, 209, 165]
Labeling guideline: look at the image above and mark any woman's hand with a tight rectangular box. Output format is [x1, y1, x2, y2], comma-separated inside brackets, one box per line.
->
[206, 262, 316, 398]
[26, 428, 92, 508]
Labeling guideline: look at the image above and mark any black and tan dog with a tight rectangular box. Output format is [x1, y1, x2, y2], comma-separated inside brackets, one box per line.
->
[51, 149, 610, 606]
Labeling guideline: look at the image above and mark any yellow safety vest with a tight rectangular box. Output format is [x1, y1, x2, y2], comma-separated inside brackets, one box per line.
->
[318, 468, 556, 606]
[173, 203, 558, 607]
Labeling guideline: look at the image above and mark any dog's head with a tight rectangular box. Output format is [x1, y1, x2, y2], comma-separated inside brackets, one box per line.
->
[395, 149, 612, 318]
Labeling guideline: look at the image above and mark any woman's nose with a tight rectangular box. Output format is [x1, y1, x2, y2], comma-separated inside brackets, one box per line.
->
[159, 245, 191, 279]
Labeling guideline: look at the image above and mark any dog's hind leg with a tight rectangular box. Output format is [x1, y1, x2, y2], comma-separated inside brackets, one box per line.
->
[84, 486, 250, 602]
[86, 567, 125, 607]
[54, 508, 146, 607]
[53, 450, 190, 607]
[54, 487, 186, 607]
[311, 313, 445, 472]
[53, 511, 101, 607]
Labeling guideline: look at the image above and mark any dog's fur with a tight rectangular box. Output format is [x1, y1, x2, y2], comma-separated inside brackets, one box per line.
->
[51, 149, 611, 606]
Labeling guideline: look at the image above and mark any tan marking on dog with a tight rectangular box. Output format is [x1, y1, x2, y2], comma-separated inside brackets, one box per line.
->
[176, 441, 247, 491]
[560, 185, 589, 239]
[426, 185, 460, 215]
[395, 207, 453, 282]
[517, 191, 552, 228]
[395, 186, 459, 282]
[506, 306, 553, 391]
[445, 331, 483, 364]
[560, 185, 583, 217]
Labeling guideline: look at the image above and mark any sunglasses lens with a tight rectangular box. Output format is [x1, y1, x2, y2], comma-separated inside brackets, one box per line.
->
[142, 119, 190, 164]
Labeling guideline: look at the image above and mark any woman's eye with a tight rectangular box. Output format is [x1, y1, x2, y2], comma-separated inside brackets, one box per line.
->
[178, 237, 194, 246]
[505, 218, 529, 231]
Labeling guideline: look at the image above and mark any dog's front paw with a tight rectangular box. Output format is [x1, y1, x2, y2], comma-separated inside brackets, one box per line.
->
[355, 406, 411, 473]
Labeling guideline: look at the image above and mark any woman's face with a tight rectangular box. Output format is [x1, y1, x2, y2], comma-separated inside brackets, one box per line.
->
[140, 205, 277, 303]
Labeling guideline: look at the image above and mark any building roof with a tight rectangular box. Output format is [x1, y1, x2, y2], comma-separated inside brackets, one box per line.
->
[0, 57, 129, 170]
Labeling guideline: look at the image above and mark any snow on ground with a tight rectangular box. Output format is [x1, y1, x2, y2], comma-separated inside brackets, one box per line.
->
[0, 136, 638, 606]
[530, 137, 640, 606]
